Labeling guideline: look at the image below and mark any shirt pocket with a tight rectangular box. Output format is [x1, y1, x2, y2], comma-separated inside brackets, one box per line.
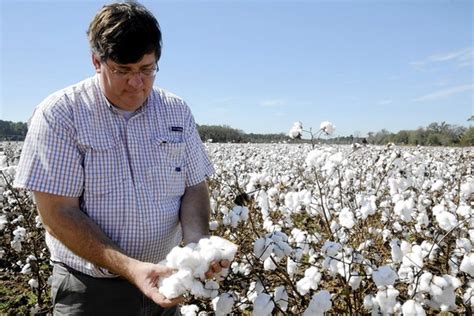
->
[147, 136, 186, 200]
[83, 138, 123, 196]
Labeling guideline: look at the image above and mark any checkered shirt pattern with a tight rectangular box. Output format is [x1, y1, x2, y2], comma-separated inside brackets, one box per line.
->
[14, 76, 214, 277]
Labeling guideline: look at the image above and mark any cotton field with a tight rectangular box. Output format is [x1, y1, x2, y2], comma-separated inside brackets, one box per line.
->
[1, 141, 473, 315]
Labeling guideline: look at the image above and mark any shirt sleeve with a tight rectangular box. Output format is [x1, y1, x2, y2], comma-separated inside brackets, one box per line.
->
[14, 95, 84, 197]
[183, 110, 215, 187]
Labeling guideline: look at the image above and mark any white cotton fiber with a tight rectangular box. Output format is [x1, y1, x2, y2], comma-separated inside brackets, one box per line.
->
[460, 253, 474, 277]
[373, 265, 398, 288]
[401, 299, 426, 316]
[181, 304, 199, 316]
[212, 292, 234, 316]
[158, 236, 237, 299]
[296, 266, 321, 295]
[303, 290, 332, 316]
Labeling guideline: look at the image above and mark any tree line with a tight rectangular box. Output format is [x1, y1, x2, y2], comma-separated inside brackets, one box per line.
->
[0, 120, 28, 141]
[0, 120, 472, 146]
[197, 122, 473, 146]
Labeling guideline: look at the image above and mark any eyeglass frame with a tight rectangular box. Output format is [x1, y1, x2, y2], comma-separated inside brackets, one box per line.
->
[102, 60, 159, 79]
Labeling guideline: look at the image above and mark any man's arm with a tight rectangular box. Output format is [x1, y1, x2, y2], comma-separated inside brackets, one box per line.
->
[179, 181, 229, 277]
[33, 191, 183, 307]
[179, 181, 211, 245]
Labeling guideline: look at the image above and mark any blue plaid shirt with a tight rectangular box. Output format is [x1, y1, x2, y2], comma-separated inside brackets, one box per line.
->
[14, 75, 214, 277]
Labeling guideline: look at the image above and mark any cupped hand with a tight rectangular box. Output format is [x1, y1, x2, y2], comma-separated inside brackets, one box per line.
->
[128, 261, 185, 308]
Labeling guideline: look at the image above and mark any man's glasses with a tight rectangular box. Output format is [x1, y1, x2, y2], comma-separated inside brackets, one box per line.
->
[103, 61, 159, 79]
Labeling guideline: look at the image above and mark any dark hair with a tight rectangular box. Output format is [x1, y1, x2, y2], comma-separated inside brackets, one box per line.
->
[87, 2, 162, 64]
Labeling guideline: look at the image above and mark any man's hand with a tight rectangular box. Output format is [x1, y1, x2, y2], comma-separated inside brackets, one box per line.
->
[128, 261, 185, 307]
[204, 259, 231, 279]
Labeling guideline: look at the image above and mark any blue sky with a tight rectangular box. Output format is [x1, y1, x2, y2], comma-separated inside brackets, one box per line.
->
[1, 0, 472, 137]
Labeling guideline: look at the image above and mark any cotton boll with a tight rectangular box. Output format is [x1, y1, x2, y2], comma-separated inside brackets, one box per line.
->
[253, 293, 274, 316]
[394, 198, 415, 222]
[374, 286, 400, 314]
[402, 245, 424, 270]
[296, 266, 321, 295]
[460, 180, 474, 199]
[418, 272, 433, 292]
[390, 239, 403, 263]
[212, 292, 234, 316]
[456, 205, 472, 218]
[289, 121, 303, 139]
[364, 295, 374, 310]
[415, 212, 429, 231]
[339, 207, 356, 229]
[21, 263, 31, 275]
[402, 299, 426, 316]
[0, 215, 7, 231]
[428, 275, 461, 311]
[435, 210, 458, 232]
[460, 253, 474, 277]
[372, 265, 398, 287]
[181, 304, 199, 316]
[430, 180, 444, 192]
[287, 257, 297, 277]
[28, 278, 38, 289]
[349, 273, 362, 290]
[320, 121, 336, 135]
[303, 290, 332, 316]
[400, 241, 412, 255]
[463, 281, 474, 308]
[263, 256, 277, 270]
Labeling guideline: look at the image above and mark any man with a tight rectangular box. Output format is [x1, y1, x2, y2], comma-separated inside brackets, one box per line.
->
[14, 2, 226, 315]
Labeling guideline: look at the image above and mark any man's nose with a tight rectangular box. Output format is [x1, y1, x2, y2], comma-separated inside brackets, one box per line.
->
[127, 73, 144, 88]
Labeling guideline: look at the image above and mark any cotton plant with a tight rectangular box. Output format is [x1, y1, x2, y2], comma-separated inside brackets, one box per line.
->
[288, 121, 336, 149]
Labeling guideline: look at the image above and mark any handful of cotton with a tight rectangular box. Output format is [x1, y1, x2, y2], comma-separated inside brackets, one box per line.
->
[158, 236, 238, 299]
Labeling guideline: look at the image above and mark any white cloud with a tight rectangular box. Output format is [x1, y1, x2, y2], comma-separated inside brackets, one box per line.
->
[378, 99, 393, 105]
[411, 47, 473, 69]
[260, 99, 286, 107]
[413, 84, 474, 102]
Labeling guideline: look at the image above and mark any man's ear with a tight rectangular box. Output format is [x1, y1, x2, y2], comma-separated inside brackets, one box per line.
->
[91, 54, 101, 73]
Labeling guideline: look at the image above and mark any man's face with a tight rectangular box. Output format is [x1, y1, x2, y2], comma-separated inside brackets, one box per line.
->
[93, 52, 157, 111]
